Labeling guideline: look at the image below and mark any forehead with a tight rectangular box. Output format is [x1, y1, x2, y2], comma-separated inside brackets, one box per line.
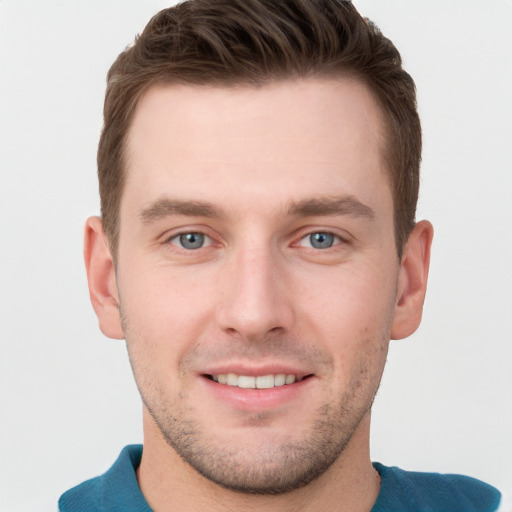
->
[123, 78, 390, 214]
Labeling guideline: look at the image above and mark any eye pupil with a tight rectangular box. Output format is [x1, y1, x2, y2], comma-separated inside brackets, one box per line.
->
[310, 232, 334, 249]
[179, 233, 204, 250]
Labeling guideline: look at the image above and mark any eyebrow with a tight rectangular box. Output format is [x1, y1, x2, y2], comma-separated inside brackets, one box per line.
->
[287, 195, 375, 219]
[139, 199, 222, 223]
[139, 194, 374, 224]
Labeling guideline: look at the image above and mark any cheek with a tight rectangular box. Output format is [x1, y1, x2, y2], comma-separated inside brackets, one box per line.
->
[301, 263, 397, 330]
[118, 263, 215, 367]
[299, 265, 395, 376]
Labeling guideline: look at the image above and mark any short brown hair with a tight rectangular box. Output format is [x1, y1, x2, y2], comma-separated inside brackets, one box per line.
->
[98, 0, 421, 259]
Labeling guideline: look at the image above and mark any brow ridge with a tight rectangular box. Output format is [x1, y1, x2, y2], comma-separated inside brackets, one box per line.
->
[139, 195, 374, 224]
[287, 195, 374, 218]
[139, 198, 221, 223]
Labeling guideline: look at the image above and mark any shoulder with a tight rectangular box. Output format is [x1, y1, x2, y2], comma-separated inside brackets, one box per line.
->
[372, 462, 502, 512]
[58, 445, 151, 512]
[58, 474, 106, 512]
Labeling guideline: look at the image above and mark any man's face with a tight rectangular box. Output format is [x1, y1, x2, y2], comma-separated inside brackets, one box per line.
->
[115, 79, 401, 493]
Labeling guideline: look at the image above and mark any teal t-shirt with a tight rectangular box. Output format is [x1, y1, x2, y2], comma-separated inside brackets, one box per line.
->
[59, 445, 501, 512]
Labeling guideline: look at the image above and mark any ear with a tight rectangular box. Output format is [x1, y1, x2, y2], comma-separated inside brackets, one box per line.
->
[84, 216, 124, 339]
[391, 220, 434, 340]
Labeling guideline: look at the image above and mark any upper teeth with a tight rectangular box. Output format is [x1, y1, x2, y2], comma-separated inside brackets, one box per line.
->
[212, 373, 299, 389]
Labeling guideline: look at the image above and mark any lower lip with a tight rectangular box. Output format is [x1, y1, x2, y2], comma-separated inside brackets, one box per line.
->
[201, 376, 313, 411]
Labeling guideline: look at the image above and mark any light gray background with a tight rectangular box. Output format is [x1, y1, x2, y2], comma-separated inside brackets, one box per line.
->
[1, 1, 511, 511]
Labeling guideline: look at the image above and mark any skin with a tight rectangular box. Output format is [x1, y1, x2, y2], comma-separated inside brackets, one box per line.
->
[85, 78, 433, 512]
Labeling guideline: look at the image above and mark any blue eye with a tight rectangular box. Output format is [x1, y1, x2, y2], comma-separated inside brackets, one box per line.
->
[172, 232, 209, 250]
[297, 232, 341, 249]
[309, 232, 335, 249]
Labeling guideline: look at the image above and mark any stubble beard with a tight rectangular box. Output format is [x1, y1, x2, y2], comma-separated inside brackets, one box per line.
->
[126, 352, 387, 494]
[143, 388, 374, 495]
[121, 305, 390, 496]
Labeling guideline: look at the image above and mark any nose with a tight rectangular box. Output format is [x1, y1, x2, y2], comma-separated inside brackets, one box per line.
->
[216, 243, 294, 342]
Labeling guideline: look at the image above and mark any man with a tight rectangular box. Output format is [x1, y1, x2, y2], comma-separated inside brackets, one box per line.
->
[59, 0, 502, 510]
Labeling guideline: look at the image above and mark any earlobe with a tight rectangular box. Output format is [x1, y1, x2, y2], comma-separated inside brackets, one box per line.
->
[391, 220, 434, 340]
[84, 216, 124, 340]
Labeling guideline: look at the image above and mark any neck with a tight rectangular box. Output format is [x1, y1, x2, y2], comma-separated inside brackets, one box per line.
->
[137, 412, 380, 512]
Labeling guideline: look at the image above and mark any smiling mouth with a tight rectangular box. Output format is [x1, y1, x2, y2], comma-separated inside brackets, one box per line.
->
[205, 373, 312, 389]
